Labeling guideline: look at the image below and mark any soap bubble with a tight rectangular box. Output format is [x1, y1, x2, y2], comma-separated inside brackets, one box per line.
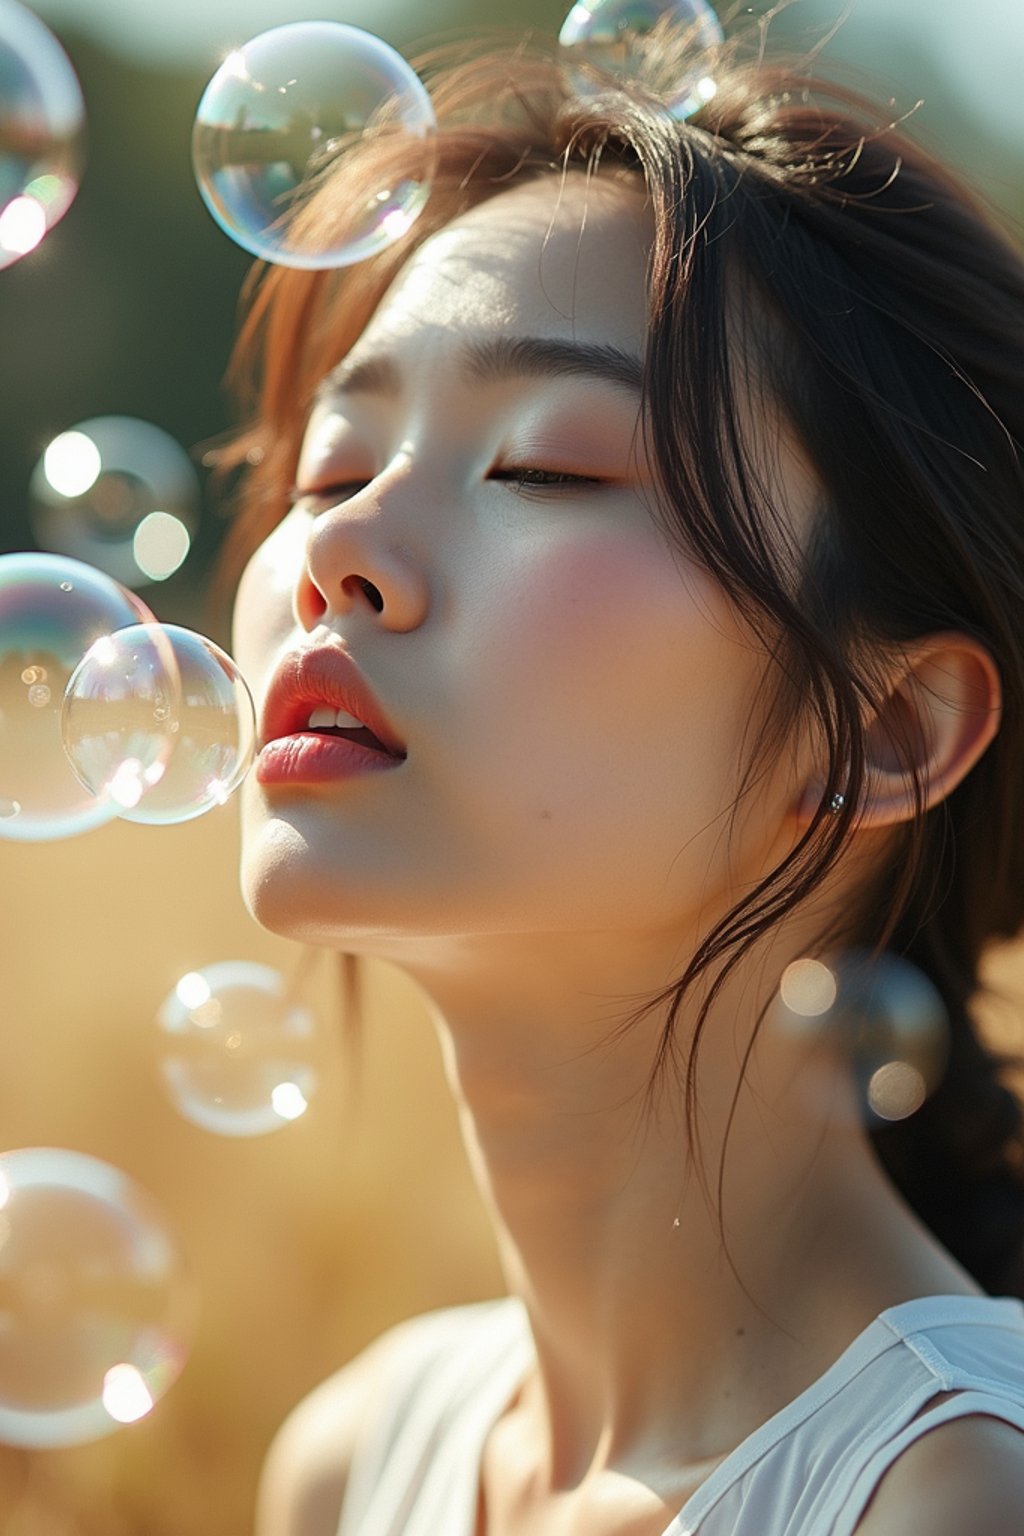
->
[559, 0, 724, 119]
[0, 552, 152, 841]
[62, 623, 256, 823]
[0, 0, 85, 269]
[192, 21, 436, 269]
[776, 951, 950, 1125]
[157, 962, 322, 1136]
[29, 417, 200, 589]
[0, 1147, 194, 1448]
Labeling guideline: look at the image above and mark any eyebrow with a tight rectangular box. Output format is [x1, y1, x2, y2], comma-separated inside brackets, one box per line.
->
[316, 334, 644, 402]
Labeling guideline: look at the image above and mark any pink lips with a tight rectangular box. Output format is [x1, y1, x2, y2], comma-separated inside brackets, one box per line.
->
[256, 646, 406, 786]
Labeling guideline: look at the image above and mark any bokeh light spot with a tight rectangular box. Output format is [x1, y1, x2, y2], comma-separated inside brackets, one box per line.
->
[102, 1363, 154, 1424]
[43, 431, 103, 499]
[132, 512, 191, 582]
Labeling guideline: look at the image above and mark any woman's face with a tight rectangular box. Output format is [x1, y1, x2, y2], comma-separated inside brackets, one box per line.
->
[232, 173, 816, 953]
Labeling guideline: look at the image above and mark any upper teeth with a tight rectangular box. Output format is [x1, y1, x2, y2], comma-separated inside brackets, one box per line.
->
[307, 706, 364, 730]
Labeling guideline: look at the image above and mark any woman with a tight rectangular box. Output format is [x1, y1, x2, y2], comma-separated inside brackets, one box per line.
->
[226, 19, 1024, 1536]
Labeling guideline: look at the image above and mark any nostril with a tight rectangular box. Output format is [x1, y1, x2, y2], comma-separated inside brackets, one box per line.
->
[356, 577, 385, 613]
[337, 574, 385, 613]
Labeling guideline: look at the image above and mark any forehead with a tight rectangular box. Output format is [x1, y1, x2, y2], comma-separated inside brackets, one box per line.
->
[357, 173, 653, 354]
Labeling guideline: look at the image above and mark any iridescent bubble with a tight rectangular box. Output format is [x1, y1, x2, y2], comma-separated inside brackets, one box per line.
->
[156, 962, 322, 1136]
[62, 623, 256, 823]
[192, 22, 436, 269]
[559, 0, 724, 119]
[0, 0, 85, 269]
[29, 417, 200, 589]
[59, 624, 181, 813]
[777, 950, 950, 1126]
[0, 1148, 194, 1448]
[0, 553, 152, 841]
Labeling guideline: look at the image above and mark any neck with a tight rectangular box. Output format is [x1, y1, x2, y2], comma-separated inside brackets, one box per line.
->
[392, 923, 973, 1484]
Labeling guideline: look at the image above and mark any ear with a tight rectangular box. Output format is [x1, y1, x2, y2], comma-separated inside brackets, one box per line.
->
[797, 632, 1002, 829]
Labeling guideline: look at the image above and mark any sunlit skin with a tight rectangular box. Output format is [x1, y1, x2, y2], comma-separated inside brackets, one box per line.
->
[235, 176, 1002, 1533]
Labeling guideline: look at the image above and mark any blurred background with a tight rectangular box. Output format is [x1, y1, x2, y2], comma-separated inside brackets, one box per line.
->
[1, 0, 1023, 1531]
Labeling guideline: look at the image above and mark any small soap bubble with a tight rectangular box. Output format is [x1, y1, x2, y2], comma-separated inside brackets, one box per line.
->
[559, 0, 724, 119]
[156, 962, 322, 1137]
[192, 22, 436, 269]
[30, 418, 200, 589]
[0, 1147, 194, 1448]
[0, 0, 85, 269]
[62, 623, 256, 824]
[777, 950, 950, 1127]
[0, 552, 152, 842]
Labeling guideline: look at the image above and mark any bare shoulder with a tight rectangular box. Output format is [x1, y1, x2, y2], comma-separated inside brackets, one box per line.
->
[854, 1413, 1024, 1536]
[253, 1316, 422, 1536]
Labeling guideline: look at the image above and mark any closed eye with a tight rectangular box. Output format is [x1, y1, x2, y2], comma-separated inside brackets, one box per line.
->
[489, 467, 606, 493]
[289, 482, 368, 511]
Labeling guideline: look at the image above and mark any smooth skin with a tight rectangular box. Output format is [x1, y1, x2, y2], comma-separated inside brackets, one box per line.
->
[237, 174, 1020, 1535]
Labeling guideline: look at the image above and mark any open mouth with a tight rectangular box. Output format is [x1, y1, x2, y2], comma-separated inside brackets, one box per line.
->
[298, 705, 403, 758]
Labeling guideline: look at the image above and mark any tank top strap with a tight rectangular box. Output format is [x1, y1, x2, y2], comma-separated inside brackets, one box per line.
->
[829, 1388, 1024, 1536]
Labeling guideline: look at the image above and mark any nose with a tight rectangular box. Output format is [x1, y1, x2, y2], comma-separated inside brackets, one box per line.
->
[294, 468, 430, 633]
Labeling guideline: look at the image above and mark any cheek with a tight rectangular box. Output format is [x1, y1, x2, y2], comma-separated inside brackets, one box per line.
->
[464, 529, 754, 803]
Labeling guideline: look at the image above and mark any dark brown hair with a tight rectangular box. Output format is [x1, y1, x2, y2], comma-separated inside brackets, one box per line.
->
[223, 32, 1024, 1293]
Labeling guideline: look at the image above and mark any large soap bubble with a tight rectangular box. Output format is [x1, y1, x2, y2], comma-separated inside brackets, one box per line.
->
[29, 417, 200, 588]
[0, 1148, 194, 1448]
[0, 552, 152, 841]
[157, 962, 322, 1136]
[0, 0, 85, 269]
[559, 0, 724, 119]
[63, 622, 256, 823]
[192, 21, 436, 269]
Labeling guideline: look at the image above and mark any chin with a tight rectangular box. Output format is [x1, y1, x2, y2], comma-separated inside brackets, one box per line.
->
[237, 810, 431, 953]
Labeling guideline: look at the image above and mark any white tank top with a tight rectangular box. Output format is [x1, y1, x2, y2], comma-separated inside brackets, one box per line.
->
[336, 1293, 1024, 1536]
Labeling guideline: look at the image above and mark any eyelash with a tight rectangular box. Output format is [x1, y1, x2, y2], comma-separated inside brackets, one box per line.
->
[290, 467, 604, 509]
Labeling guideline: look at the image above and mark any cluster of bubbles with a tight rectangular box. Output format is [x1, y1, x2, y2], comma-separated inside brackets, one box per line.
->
[0, 954, 321, 1450]
[776, 951, 951, 1125]
[0, 0, 84, 269]
[0, 1148, 194, 1447]
[30, 417, 200, 588]
[0, 551, 255, 839]
[188, 1, 722, 270]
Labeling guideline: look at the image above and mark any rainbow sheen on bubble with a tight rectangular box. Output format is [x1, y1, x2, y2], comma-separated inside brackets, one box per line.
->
[0, 553, 152, 841]
[777, 951, 950, 1126]
[0, 0, 85, 269]
[559, 0, 724, 119]
[192, 22, 436, 269]
[0, 1148, 195, 1448]
[30, 417, 200, 589]
[157, 962, 322, 1137]
[63, 622, 255, 824]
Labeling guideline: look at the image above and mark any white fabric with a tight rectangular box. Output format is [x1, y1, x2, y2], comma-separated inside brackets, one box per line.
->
[336, 1293, 1024, 1536]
